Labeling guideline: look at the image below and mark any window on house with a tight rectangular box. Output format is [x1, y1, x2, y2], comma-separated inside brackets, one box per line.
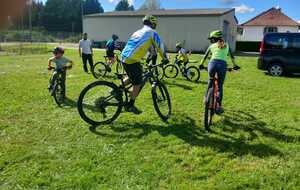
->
[264, 27, 278, 34]
[237, 27, 243, 35]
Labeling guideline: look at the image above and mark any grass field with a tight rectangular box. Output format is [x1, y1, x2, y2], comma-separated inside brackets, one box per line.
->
[1, 48, 300, 189]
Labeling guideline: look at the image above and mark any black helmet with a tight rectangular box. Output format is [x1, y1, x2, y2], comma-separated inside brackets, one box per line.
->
[52, 47, 64, 54]
[112, 34, 119, 40]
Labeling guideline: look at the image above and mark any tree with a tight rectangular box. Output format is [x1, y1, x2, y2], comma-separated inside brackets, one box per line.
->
[115, 0, 135, 11]
[139, 0, 161, 10]
[83, 0, 104, 15]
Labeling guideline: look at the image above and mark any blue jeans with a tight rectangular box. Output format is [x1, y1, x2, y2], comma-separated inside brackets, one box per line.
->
[207, 59, 227, 106]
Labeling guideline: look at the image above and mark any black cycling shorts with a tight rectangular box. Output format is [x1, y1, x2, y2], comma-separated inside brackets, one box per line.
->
[122, 62, 143, 85]
[106, 50, 115, 58]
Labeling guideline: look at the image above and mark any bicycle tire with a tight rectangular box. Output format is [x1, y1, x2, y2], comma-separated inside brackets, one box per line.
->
[163, 65, 179, 78]
[154, 66, 165, 80]
[92, 62, 107, 79]
[185, 66, 200, 82]
[77, 81, 123, 126]
[116, 61, 125, 74]
[152, 82, 171, 122]
[53, 82, 64, 106]
[204, 88, 214, 131]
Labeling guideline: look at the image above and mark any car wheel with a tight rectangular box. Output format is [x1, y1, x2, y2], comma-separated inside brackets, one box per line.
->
[268, 63, 284, 76]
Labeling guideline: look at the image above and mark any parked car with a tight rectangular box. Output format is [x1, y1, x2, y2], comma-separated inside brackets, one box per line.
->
[258, 32, 300, 76]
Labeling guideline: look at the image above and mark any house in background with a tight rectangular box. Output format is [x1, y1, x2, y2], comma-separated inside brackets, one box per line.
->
[83, 8, 237, 52]
[238, 7, 299, 42]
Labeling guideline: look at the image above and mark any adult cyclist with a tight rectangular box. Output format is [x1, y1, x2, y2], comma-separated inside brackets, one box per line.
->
[199, 30, 240, 114]
[121, 15, 169, 114]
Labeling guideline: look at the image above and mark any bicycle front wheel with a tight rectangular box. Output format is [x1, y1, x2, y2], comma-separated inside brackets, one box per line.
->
[53, 82, 65, 106]
[154, 66, 165, 80]
[204, 88, 214, 131]
[77, 81, 123, 126]
[152, 82, 171, 122]
[185, 66, 200, 82]
[163, 65, 178, 78]
[92, 62, 107, 79]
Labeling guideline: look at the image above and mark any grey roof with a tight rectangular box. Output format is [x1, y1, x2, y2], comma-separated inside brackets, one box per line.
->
[84, 8, 235, 18]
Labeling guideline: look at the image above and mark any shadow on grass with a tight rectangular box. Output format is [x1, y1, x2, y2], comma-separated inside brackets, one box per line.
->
[63, 97, 77, 108]
[89, 111, 285, 158]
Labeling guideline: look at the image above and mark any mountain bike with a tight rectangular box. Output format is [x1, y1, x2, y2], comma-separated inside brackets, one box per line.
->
[78, 62, 172, 126]
[203, 66, 240, 131]
[163, 58, 200, 82]
[48, 66, 72, 106]
[92, 52, 124, 79]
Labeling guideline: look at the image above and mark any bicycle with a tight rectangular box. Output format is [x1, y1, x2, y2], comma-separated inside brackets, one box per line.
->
[77, 61, 172, 126]
[203, 66, 239, 131]
[163, 58, 200, 82]
[48, 66, 72, 106]
[92, 52, 124, 79]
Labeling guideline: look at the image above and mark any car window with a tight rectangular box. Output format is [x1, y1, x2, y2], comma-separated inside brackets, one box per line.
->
[292, 36, 300, 50]
[265, 35, 290, 50]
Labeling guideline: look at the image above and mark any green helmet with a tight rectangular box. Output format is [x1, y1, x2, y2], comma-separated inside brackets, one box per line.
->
[208, 30, 223, 39]
[176, 42, 182, 48]
[143, 15, 157, 28]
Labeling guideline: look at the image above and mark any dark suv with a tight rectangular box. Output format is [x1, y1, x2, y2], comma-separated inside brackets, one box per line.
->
[258, 33, 300, 76]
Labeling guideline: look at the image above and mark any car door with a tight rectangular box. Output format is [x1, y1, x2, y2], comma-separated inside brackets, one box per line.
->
[290, 34, 300, 73]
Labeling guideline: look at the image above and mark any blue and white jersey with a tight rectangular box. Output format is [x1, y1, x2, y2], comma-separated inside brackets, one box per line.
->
[121, 25, 167, 64]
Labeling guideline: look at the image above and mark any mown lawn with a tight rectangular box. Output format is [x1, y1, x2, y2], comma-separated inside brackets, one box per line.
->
[0, 48, 300, 189]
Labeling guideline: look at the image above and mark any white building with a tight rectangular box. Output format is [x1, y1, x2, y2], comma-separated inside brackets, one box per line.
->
[83, 9, 238, 52]
[238, 7, 299, 42]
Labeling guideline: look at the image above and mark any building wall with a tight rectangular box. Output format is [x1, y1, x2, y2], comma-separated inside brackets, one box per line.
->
[83, 13, 236, 52]
[221, 11, 237, 51]
[237, 26, 299, 42]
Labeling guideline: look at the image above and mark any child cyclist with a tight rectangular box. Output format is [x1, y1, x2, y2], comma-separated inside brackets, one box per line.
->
[199, 30, 240, 114]
[105, 34, 119, 71]
[175, 42, 189, 75]
[48, 47, 73, 97]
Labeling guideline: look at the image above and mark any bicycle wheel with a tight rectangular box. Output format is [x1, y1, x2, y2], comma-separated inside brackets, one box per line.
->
[77, 81, 123, 126]
[92, 62, 107, 79]
[116, 61, 125, 74]
[53, 82, 64, 106]
[185, 66, 200, 82]
[155, 66, 165, 80]
[152, 82, 171, 121]
[204, 88, 214, 131]
[163, 65, 179, 78]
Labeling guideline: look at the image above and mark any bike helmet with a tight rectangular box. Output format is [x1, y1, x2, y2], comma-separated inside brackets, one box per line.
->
[112, 34, 119, 40]
[176, 42, 182, 48]
[53, 46, 64, 54]
[143, 15, 157, 29]
[208, 30, 223, 39]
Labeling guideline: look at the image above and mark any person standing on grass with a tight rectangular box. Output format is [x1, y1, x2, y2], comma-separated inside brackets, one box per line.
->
[79, 33, 93, 73]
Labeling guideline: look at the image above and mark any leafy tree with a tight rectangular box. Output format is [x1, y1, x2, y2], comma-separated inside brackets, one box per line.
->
[139, 0, 161, 10]
[83, 0, 104, 15]
[115, 0, 135, 11]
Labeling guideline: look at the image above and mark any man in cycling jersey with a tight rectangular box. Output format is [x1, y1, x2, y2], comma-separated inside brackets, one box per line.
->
[121, 15, 169, 114]
[106, 34, 119, 71]
[199, 30, 240, 114]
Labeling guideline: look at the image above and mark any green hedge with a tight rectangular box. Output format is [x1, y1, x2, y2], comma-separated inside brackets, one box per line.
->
[236, 41, 261, 52]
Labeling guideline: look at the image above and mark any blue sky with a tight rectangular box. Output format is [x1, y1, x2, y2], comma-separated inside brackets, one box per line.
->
[40, 0, 300, 24]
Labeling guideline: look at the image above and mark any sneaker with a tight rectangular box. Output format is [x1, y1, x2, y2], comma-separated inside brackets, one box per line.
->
[215, 107, 224, 115]
[125, 105, 142, 115]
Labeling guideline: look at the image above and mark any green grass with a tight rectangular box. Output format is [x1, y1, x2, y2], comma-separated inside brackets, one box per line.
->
[1, 49, 300, 189]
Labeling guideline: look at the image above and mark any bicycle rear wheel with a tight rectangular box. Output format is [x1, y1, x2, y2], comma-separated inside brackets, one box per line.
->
[77, 81, 123, 126]
[185, 66, 200, 82]
[163, 65, 178, 78]
[53, 82, 65, 106]
[92, 62, 107, 79]
[204, 88, 214, 131]
[152, 82, 171, 122]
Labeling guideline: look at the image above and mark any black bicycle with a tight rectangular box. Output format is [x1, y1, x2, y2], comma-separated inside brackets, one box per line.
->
[78, 62, 172, 126]
[92, 52, 124, 79]
[163, 58, 200, 82]
[48, 66, 71, 106]
[203, 66, 239, 131]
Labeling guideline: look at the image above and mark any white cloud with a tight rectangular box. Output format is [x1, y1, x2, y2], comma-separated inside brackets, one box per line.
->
[234, 4, 255, 14]
[108, 0, 134, 5]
